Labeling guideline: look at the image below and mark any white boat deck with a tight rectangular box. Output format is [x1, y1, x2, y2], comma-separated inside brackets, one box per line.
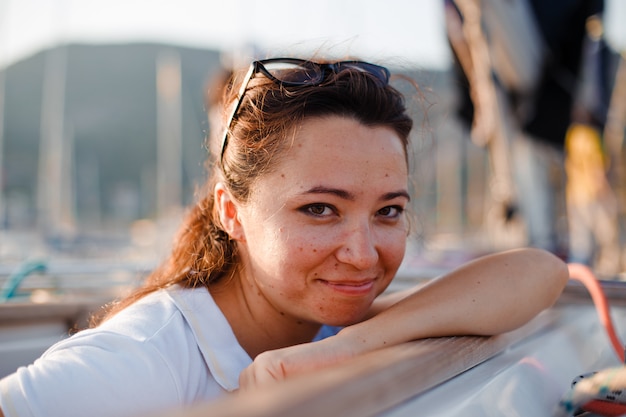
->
[386, 303, 622, 417]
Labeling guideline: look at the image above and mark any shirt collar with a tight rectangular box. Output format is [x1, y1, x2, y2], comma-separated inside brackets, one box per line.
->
[167, 285, 252, 391]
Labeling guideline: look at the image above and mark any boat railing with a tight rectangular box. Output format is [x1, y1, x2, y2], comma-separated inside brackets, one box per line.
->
[0, 258, 154, 303]
[0, 258, 153, 378]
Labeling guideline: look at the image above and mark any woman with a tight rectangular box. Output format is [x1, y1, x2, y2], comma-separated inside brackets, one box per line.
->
[0, 58, 568, 417]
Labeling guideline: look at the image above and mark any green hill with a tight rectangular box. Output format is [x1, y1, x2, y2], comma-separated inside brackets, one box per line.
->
[3, 42, 222, 228]
[2, 43, 454, 232]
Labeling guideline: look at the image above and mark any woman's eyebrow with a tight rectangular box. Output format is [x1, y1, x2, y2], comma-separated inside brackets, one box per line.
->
[301, 187, 410, 202]
[382, 191, 411, 202]
[304, 186, 355, 200]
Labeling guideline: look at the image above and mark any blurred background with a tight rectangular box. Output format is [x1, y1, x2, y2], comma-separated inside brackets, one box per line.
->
[1, 0, 626, 280]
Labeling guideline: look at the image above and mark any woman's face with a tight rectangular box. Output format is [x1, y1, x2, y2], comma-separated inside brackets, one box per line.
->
[234, 115, 409, 327]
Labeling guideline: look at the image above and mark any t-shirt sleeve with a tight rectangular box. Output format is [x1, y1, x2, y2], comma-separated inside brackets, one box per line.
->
[313, 325, 343, 341]
[0, 330, 181, 417]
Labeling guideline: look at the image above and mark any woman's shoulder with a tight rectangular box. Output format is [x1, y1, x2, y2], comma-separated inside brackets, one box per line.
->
[43, 286, 211, 372]
[32, 286, 215, 385]
[39, 285, 250, 391]
[0, 287, 230, 417]
[96, 285, 207, 340]
[90, 285, 251, 391]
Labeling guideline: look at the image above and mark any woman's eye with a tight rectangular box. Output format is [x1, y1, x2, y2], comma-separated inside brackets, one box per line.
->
[303, 204, 335, 217]
[378, 205, 404, 219]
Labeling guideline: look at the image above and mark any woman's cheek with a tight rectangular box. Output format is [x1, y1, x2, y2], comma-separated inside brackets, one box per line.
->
[380, 227, 408, 257]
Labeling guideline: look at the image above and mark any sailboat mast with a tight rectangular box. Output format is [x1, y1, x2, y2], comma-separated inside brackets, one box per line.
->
[156, 49, 183, 220]
[0, 66, 5, 230]
[37, 45, 73, 237]
[0, 0, 8, 230]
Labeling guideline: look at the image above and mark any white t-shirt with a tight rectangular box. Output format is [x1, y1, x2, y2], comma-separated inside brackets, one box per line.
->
[0, 285, 253, 417]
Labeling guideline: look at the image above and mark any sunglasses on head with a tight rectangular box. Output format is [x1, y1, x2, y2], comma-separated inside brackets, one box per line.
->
[219, 58, 391, 162]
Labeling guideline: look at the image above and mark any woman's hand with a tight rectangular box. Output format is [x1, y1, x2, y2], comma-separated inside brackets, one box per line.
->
[238, 335, 355, 390]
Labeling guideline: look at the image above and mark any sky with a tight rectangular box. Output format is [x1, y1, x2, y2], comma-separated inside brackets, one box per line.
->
[0, 0, 453, 71]
[1, 0, 626, 72]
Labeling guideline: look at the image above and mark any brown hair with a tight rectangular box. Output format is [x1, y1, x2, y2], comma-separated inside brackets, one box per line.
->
[95, 59, 414, 324]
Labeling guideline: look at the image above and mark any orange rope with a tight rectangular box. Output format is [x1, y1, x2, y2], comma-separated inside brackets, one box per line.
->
[581, 399, 626, 417]
[567, 263, 625, 363]
[555, 264, 626, 416]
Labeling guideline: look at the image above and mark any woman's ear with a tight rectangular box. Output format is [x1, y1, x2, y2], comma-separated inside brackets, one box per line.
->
[214, 182, 245, 242]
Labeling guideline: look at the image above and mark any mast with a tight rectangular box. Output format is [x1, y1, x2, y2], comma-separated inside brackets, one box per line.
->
[37, 44, 75, 238]
[155, 48, 183, 220]
[0, 64, 5, 230]
[0, 0, 8, 230]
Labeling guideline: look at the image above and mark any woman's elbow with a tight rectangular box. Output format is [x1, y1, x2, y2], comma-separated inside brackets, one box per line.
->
[527, 248, 569, 308]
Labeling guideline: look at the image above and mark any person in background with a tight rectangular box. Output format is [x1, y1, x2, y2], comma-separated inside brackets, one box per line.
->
[445, 0, 606, 257]
[564, 13, 621, 277]
[0, 57, 568, 417]
[565, 122, 619, 277]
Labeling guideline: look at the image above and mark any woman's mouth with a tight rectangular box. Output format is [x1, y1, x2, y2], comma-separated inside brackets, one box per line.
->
[320, 279, 375, 296]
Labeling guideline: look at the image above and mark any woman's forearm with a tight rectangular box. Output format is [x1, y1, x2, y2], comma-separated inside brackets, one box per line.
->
[339, 248, 569, 353]
[238, 249, 568, 388]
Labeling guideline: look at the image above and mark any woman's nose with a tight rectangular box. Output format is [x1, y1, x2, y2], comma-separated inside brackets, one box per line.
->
[335, 221, 379, 270]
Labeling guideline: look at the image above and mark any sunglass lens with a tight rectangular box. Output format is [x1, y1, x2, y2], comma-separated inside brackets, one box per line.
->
[339, 62, 390, 84]
[262, 61, 324, 85]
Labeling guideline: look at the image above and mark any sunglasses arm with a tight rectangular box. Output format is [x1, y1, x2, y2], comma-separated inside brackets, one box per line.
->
[220, 64, 257, 160]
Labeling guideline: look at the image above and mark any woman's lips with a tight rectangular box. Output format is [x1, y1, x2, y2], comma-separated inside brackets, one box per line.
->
[320, 279, 375, 296]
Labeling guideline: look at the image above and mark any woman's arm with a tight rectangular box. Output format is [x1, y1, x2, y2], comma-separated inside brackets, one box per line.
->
[239, 248, 568, 388]
[340, 247, 568, 349]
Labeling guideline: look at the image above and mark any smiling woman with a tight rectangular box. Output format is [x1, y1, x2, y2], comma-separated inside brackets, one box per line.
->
[214, 115, 410, 350]
[0, 56, 568, 417]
